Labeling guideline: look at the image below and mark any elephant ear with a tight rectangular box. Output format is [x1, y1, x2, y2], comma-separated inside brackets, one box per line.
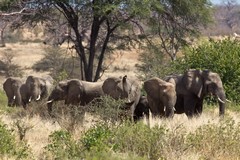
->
[144, 78, 160, 99]
[167, 78, 176, 87]
[183, 69, 203, 98]
[102, 77, 122, 99]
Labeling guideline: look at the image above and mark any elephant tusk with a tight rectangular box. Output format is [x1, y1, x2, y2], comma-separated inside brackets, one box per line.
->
[46, 99, 54, 104]
[217, 97, 225, 104]
[13, 95, 16, 100]
[36, 95, 41, 101]
[29, 97, 32, 102]
[226, 99, 232, 103]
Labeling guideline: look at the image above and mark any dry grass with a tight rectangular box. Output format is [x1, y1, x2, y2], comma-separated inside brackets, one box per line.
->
[0, 106, 239, 159]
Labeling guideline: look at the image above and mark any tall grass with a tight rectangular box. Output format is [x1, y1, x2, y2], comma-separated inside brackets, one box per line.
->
[1, 93, 240, 159]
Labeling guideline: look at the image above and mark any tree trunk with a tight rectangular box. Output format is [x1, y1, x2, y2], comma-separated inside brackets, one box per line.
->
[0, 28, 6, 47]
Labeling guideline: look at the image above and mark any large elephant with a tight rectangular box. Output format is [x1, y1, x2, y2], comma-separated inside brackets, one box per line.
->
[165, 69, 226, 118]
[143, 77, 177, 118]
[3, 77, 23, 107]
[21, 75, 53, 107]
[47, 75, 141, 121]
[47, 79, 104, 113]
[102, 75, 141, 121]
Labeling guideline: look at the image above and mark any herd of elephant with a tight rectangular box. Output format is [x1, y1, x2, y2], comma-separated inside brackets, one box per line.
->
[2, 69, 226, 122]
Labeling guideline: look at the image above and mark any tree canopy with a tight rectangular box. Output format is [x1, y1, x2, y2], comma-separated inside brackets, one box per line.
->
[0, 0, 213, 81]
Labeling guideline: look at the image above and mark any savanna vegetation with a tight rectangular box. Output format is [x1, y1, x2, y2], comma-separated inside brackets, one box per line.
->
[1, 0, 240, 160]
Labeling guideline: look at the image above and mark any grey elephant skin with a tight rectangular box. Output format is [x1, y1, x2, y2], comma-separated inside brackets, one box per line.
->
[103, 75, 141, 121]
[20, 75, 53, 108]
[166, 69, 226, 118]
[3, 77, 23, 107]
[133, 95, 150, 122]
[144, 77, 177, 118]
[47, 75, 141, 121]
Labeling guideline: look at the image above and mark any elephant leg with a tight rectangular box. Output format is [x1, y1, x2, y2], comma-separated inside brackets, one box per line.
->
[184, 96, 197, 118]
[8, 97, 14, 107]
[147, 96, 158, 117]
[194, 99, 203, 116]
[158, 102, 165, 118]
[174, 95, 185, 114]
[165, 105, 174, 118]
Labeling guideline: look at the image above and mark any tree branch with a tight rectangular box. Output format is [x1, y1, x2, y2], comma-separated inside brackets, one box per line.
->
[0, 8, 27, 16]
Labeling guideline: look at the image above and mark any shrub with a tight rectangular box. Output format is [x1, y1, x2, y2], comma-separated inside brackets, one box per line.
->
[86, 96, 131, 123]
[32, 46, 81, 80]
[0, 49, 23, 77]
[45, 130, 82, 159]
[171, 38, 240, 102]
[186, 118, 240, 159]
[81, 123, 112, 151]
[0, 121, 31, 159]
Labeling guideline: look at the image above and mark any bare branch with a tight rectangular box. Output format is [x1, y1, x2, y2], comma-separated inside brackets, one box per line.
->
[0, 8, 27, 16]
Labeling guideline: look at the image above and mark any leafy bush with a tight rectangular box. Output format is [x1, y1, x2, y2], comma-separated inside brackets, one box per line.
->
[171, 38, 240, 102]
[0, 121, 31, 159]
[44, 117, 240, 160]
[45, 130, 82, 159]
[81, 123, 112, 151]
[137, 44, 172, 80]
[32, 46, 81, 80]
[0, 49, 23, 77]
[139, 38, 240, 102]
[86, 96, 131, 123]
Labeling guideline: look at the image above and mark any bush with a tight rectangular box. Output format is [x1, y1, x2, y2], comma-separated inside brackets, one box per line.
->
[32, 46, 81, 80]
[44, 117, 240, 160]
[171, 38, 240, 102]
[0, 49, 23, 77]
[44, 130, 82, 159]
[0, 121, 31, 159]
[186, 118, 240, 159]
[86, 96, 131, 123]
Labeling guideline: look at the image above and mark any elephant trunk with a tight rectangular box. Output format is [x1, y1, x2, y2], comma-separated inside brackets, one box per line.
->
[47, 97, 54, 115]
[122, 75, 129, 98]
[215, 90, 226, 116]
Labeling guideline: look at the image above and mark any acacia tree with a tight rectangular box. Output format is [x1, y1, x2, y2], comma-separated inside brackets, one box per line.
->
[1, 0, 212, 81]
[147, 0, 213, 61]
[1, 0, 154, 81]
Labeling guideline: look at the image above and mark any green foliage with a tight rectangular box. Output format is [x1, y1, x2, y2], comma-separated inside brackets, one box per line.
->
[0, 49, 23, 77]
[0, 121, 31, 159]
[81, 123, 112, 151]
[0, 90, 7, 108]
[45, 130, 82, 159]
[44, 115, 240, 159]
[172, 39, 240, 102]
[32, 46, 81, 80]
[87, 96, 130, 123]
[0, 0, 14, 11]
[137, 44, 172, 80]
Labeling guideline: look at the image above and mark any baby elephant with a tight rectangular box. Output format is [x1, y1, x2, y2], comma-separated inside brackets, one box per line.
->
[134, 95, 150, 122]
[144, 77, 177, 118]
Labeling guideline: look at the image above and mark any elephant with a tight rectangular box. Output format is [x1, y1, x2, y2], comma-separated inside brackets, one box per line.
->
[133, 95, 150, 123]
[3, 77, 24, 107]
[143, 77, 177, 118]
[21, 75, 53, 108]
[47, 79, 104, 113]
[102, 75, 141, 121]
[165, 69, 226, 118]
[47, 75, 141, 121]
